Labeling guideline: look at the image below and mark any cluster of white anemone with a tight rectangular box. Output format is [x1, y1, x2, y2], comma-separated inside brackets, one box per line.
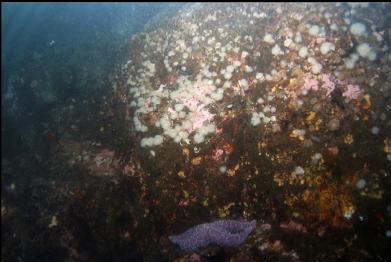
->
[125, 3, 385, 151]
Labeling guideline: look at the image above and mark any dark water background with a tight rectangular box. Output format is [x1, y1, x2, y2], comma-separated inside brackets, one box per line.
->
[1, 3, 183, 157]
[2, 3, 176, 88]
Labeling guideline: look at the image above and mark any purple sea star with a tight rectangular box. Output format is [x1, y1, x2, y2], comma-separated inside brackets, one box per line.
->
[169, 219, 256, 251]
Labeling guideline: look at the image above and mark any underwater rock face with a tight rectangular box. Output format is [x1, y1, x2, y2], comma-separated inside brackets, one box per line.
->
[169, 219, 256, 251]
